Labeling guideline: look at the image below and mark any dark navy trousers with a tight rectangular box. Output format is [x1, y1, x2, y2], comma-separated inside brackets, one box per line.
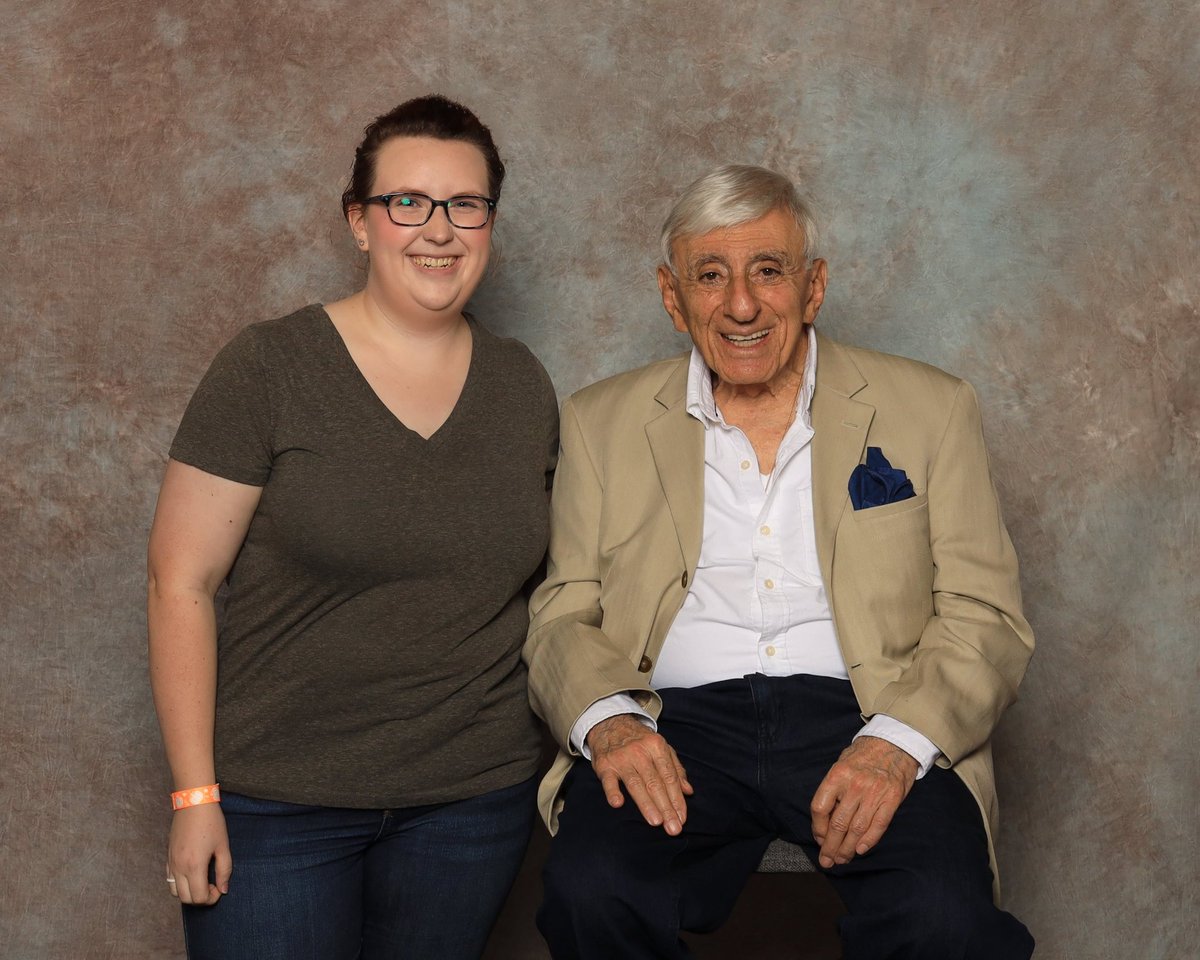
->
[539, 675, 1033, 959]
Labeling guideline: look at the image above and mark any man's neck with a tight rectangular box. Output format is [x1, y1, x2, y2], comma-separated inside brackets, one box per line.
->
[715, 380, 803, 476]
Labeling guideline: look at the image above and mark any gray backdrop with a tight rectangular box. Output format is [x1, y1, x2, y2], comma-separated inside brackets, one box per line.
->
[2, 1, 1196, 957]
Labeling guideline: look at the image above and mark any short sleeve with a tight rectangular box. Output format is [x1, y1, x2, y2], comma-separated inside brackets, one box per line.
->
[169, 326, 274, 486]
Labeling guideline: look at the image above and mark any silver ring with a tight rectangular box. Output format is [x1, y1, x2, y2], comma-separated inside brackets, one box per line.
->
[166, 877, 177, 886]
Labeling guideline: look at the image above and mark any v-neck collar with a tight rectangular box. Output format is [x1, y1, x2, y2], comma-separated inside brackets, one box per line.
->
[318, 306, 484, 448]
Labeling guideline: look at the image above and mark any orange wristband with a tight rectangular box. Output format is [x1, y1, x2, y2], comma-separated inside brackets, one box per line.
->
[171, 784, 221, 810]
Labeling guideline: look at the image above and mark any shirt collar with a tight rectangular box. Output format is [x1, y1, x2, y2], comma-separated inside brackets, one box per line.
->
[685, 325, 818, 429]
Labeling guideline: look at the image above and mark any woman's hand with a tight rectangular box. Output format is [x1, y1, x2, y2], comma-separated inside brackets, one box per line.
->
[167, 804, 232, 905]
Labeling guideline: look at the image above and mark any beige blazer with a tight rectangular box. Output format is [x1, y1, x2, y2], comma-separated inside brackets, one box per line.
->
[525, 331, 1034, 900]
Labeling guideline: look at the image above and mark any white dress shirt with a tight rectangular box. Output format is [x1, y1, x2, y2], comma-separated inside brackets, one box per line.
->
[572, 329, 940, 776]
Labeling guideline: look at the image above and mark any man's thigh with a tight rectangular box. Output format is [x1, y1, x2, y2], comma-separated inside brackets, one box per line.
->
[540, 682, 776, 955]
[764, 701, 1032, 960]
[756, 676, 996, 914]
[773, 761, 994, 899]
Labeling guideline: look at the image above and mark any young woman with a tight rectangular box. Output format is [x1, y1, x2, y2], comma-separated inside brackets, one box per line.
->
[148, 95, 556, 960]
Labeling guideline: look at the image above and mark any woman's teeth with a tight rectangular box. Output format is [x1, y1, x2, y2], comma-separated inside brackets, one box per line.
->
[412, 256, 455, 268]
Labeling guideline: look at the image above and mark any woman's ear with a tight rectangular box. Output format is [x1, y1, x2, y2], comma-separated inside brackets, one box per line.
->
[347, 204, 368, 251]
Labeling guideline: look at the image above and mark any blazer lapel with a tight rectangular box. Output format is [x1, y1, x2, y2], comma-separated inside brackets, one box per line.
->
[811, 332, 874, 590]
[645, 358, 705, 569]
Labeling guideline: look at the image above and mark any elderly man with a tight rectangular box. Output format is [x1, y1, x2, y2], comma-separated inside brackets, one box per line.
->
[524, 165, 1035, 959]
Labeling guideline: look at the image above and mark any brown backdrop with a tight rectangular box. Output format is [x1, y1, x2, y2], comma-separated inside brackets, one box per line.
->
[3, 1, 1197, 957]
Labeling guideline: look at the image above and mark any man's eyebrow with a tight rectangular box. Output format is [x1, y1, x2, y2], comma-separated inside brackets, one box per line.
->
[685, 252, 730, 272]
[748, 249, 797, 265]
[686, 249, 798, 271]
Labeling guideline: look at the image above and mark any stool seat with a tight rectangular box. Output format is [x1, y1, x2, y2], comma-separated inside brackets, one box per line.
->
[757, 838, 816, 873]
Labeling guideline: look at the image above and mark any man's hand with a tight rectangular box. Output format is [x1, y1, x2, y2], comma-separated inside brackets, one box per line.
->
[810, 736, 918, 869]
[586, 713, 694, 835]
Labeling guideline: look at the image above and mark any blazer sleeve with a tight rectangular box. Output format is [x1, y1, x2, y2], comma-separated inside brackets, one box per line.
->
[866, 380, 1035, 764]
[523, 396, 660, 751]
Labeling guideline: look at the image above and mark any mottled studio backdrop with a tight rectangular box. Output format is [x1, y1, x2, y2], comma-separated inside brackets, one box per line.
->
[2, 1, 1196, 957]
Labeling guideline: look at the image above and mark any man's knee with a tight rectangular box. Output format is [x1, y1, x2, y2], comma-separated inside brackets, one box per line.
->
[538, 826, 680, 957]
[541, 832, 625, 913]
[909, 902, 1033, 960]
[843, 881, 1033, 960]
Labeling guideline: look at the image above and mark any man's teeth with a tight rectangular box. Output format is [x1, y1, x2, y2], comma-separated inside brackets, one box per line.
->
[724, 331, 769, 343]
[413, 256, 455, 268]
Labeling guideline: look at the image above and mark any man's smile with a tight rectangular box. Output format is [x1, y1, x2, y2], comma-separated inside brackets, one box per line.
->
[722, 329, 771, 344]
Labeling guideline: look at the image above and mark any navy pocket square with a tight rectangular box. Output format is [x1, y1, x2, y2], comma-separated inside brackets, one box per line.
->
[849, 447, 915, 510]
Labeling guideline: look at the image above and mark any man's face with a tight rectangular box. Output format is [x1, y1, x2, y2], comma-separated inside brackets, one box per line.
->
[658, 208, 827, 395]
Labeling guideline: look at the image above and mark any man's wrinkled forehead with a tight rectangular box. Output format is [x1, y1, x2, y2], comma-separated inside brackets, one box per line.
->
[671, 210, 810, 274]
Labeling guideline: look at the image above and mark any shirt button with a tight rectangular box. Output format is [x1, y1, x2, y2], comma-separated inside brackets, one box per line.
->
[740, 459, 751, 470]
[760, 525, 771, 536]
[766, 645, 777, 657]
[764, 579, 775, 590]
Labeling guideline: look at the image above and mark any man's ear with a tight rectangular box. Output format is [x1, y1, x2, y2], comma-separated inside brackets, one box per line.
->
[805, 258, 828, 321]
[657, 265, 689, 333]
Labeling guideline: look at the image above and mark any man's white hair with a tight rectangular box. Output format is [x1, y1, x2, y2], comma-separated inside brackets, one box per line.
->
[660, 164, 821, 273]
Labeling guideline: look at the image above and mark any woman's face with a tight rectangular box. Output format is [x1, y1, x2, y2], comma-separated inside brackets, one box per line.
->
[350, 136, 494, 321]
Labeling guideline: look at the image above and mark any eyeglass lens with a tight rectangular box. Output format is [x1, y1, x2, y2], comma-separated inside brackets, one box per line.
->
[387, 194, 491, 228]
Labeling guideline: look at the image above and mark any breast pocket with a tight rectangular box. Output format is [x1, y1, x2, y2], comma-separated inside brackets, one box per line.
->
[839, 493, 934, 657]
[849, 491, 929, 523]
[847, 492, 931, 563]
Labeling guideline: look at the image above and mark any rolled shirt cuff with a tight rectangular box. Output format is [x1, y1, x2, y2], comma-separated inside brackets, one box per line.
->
[569, 693, 657, 760]
[855, 715, 942, 778]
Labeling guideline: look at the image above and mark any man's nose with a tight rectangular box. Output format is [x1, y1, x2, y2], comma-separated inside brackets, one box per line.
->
[724, 274, 760, 322]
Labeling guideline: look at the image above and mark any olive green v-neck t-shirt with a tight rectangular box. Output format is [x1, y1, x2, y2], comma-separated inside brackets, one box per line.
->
[170, 305, 558, 808]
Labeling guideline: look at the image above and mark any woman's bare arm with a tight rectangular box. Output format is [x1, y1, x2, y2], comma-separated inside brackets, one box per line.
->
[147, 459, 262, 905]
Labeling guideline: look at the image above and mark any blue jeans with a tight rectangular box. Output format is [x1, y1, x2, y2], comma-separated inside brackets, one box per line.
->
[182, 776, 536, 960]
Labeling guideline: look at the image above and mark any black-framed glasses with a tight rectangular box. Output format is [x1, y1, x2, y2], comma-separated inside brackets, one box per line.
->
[364, 192, 497, 229]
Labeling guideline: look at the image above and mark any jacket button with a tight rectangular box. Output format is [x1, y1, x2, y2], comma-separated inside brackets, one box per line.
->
[638, 656, 653, 673]
[681, 570, 689, 588]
